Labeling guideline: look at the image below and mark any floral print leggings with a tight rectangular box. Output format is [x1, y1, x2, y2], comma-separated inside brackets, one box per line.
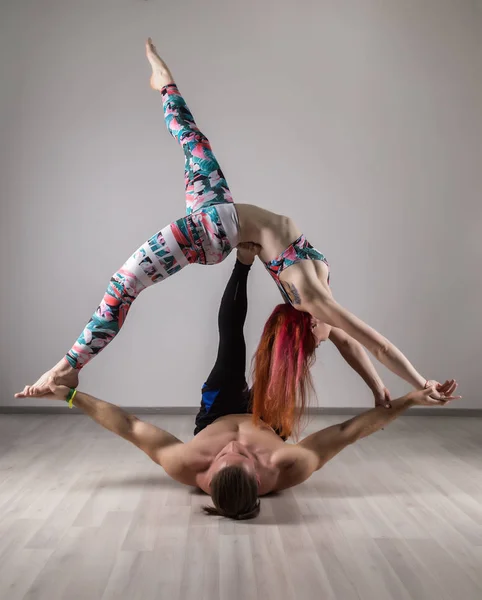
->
[66, 84, 239, 369]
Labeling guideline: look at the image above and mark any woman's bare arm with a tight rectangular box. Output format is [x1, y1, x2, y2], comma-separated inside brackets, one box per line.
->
[318, 298, 426, 389]
[329, 327, 391, 406]
[278, 260, 427, 389]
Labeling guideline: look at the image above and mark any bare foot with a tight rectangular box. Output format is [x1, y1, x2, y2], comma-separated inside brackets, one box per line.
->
[145, 38, 175, 90]
[15, 358, 79, 398]
[15, 377, 70, 401]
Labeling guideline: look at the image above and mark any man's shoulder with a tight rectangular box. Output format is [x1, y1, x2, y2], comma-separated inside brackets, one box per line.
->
[159, 442, 209, 487]
[272, 443, 316, 465]
[271, 445, 319, 492]
[169, 438, 213, 470]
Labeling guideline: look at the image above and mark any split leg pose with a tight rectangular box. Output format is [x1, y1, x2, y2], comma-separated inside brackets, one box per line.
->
[17, 40, 457, 425]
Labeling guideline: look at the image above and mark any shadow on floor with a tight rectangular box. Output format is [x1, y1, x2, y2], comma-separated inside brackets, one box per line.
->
[72, 473, 439, 503]
[76, 475, 182, 489]
[77, 477, 316, 524]
[299, 479, 440, 498]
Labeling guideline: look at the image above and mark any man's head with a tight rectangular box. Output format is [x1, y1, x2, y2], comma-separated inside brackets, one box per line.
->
[204, 466, 260, 520]
[203, 441, 261, 520]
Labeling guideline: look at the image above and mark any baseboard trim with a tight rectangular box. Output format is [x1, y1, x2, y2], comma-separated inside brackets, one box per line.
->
[1, 406, 481, 417]
[309, 407, 482, 417]
[0, 406, 199, 415]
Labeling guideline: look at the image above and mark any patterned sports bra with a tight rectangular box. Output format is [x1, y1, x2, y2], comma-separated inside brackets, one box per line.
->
[262, 234, 330, 305]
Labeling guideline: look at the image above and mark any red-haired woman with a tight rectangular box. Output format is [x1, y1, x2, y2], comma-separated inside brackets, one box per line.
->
[17, 40, 457, 422]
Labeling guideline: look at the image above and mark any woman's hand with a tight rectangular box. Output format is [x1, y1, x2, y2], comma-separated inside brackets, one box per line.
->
[373, 386, 392, 409]
[15, 377, 70, 400]
[424, 379, 460, 401]
[410, 384, 462, 406]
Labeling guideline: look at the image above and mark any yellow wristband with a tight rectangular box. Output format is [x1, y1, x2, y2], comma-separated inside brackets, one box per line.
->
[66, 388, 77, 409]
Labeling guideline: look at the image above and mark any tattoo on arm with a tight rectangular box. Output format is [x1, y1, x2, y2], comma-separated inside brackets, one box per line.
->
[286, 283, 301, 305]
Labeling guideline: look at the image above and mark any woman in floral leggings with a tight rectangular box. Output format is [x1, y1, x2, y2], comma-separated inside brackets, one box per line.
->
[65, 81, 240, 370]
[17, 39, 456, 415]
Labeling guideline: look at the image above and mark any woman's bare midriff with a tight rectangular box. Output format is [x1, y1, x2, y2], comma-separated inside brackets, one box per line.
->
[234, 203, 302, 262]
[234, 203, 331, 300]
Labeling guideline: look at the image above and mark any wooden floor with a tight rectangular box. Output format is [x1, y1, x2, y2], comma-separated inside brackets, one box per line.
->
[1, 413, 481, 600]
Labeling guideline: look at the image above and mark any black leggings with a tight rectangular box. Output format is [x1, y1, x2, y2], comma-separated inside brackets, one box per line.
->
[194, 260, 252, 435]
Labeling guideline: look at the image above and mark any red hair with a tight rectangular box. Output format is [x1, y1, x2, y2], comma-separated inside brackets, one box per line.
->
[251, 304, 317, 439]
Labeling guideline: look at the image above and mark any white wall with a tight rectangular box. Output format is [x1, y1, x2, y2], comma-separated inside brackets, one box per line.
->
[1, 0, 481, 409]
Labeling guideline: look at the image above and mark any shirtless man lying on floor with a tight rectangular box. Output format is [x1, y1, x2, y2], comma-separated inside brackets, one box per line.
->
[16, 248, 460, 520]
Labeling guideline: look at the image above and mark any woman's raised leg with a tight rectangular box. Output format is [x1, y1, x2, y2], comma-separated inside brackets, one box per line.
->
[15, 213, 201, 396]
[16, 40, 235, 397]
[146, 39, 233, 215]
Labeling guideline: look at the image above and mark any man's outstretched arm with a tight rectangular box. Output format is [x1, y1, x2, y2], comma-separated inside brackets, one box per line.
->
[72, 390, 182, 462]
[275, 382, 460, 491]
[15, 383, 183, 465]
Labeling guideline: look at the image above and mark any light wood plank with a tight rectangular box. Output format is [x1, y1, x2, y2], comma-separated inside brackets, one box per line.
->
[1, 413, 481, 600]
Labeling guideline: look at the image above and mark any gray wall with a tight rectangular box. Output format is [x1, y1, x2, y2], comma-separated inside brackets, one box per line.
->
[1, 0, 481, 409]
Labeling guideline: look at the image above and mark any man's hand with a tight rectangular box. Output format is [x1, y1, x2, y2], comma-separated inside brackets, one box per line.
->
[15, 377, 70, 401]
[373, 386, 392, 409]
[237, 242, 261, 266]
[411, 383, 462, 406]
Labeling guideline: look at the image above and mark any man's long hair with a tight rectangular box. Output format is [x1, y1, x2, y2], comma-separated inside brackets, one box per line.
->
[203, 466, 260, 520]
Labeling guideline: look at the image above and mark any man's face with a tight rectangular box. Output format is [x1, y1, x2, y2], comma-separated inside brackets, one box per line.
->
[207, 441, 258, 484]
[205, 441, 282, 496]
[311, 317, 331, 346]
